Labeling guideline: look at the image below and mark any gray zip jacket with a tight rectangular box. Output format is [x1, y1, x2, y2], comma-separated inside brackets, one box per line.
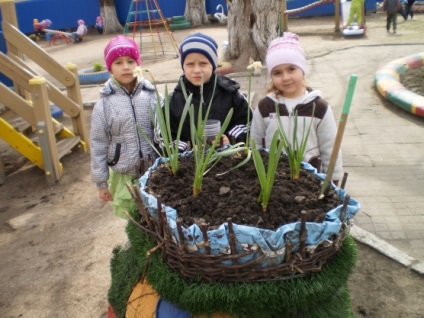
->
[91, 78, 161, 189]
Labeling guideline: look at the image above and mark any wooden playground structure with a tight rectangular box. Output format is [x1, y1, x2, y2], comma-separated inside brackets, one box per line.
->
[0, 0, 89, 185]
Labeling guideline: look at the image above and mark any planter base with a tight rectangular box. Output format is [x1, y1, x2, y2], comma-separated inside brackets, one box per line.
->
[108, 220, 358, 318]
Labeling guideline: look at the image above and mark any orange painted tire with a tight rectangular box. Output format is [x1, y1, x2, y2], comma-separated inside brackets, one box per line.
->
[215, 61, 232, 75]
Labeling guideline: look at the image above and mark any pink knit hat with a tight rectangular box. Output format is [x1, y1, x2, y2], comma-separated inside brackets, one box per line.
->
[266, 32, 307, 75]
[104, 36, 141, 72]
[78, 19, 85, 25]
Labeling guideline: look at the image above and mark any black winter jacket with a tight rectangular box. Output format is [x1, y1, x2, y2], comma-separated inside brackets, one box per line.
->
[168, 73, 251, 148]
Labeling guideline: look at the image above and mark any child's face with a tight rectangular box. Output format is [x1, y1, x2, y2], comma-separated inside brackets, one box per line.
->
[110, 56, 138, 90]
[183, 53, 213, 86]
[270, 64, 305, 98]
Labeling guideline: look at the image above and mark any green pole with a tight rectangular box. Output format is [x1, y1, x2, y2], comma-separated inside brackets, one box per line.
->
[319, 74, 358, 199]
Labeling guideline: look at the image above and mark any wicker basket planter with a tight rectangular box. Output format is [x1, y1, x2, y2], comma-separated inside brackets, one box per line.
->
[130, 157, 360, 283]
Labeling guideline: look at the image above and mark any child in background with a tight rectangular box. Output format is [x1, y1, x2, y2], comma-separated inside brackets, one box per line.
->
[250, 32, 343, 184]
[72, 19, 87, 43]
[91, 36, 162, 218]
[95, 16, 103, 34]
[156, 32, 251, 151]
[33, 19, 52, 36]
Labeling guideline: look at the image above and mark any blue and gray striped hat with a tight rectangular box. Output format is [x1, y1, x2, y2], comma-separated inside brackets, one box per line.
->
[179, 32, 218, 70]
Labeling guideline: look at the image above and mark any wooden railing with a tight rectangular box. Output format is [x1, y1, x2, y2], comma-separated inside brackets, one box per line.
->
[0, 0, 89, 184]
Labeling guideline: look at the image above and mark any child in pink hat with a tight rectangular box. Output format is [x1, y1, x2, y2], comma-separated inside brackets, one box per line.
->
[90, 35, 163, 218]
[250, 32, 343, 184]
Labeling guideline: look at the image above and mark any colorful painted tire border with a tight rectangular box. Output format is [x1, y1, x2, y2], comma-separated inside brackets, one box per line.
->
[375, 52, 424, 117]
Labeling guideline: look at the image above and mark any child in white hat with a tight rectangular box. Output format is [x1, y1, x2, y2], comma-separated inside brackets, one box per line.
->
[250, 32, 343, 184]
[71, 19, 87, 43]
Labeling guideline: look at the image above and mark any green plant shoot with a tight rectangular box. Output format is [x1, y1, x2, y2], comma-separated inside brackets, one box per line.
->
[251, 131, 285, 212]
[136, 70, 192, 176]
[275, 103, 315, 180]
[186, 76, 250, 196]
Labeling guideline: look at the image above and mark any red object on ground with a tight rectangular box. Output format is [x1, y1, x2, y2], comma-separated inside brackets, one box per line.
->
[49, 34, 71, 46]
[107, 304, 117, 318]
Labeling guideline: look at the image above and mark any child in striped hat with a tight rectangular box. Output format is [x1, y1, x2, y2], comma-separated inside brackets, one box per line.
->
[155, 32, 251, 152]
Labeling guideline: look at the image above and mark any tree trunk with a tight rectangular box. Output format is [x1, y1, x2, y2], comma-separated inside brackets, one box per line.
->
[100, 0, 123, 34]
[225, 0, 280, 69]
[185, 0, 209, 26]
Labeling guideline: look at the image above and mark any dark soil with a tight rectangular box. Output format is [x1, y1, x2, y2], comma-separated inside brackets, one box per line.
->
[400, 65, 424, 96]
[145, 154, 342, 230]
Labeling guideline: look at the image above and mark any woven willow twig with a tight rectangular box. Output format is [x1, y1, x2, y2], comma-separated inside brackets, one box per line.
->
[128, 201, 349, 282]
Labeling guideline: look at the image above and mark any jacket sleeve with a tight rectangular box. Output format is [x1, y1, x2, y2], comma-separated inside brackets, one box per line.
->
[90, 99, 110, 189]
[153, 92, 188, 153]
[316, 105, 343, 181]
[250, 105, 267, 149]
[227, 91, 252, 143]
[153, 101, 165, 149]
[151, 91, 165, 156]
[171, 91, 192, 145]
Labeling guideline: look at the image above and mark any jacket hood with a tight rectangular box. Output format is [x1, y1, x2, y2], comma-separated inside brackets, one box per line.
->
[267, 87, 322, 105]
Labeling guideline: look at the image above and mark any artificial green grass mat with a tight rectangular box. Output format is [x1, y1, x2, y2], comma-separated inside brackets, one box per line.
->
[108, 243, 144, 318]
[108, 209, 144, 317]
[109, 221, 358, 317]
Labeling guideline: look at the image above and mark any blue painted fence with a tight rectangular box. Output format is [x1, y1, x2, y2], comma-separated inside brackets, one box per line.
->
[287, 0, 378, 17]
[14, 0, 99, 34]
[1, 0, 379, 34]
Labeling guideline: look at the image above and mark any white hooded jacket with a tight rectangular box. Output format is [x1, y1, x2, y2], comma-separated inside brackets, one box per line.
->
[250, 88, 343, 181]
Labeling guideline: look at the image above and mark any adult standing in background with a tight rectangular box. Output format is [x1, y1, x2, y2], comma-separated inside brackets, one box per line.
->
[383, 0, 401, 33]
[404, 0, 416, 19]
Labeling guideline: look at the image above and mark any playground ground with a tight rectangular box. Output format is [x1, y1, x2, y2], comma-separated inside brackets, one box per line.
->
[1, 12, 424, 318]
